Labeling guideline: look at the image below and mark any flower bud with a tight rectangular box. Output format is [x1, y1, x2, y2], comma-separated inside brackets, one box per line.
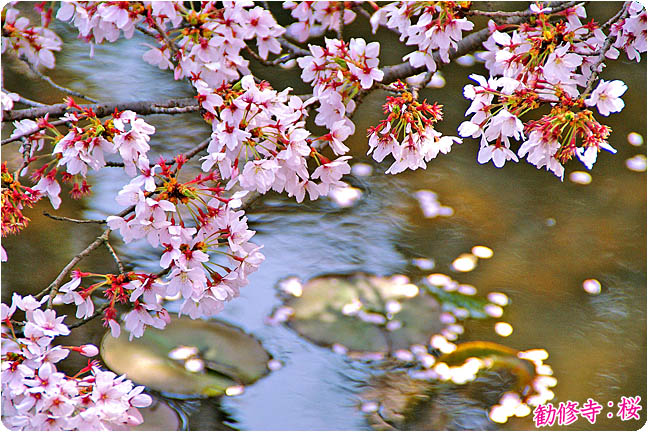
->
[79, 344, 99, 357]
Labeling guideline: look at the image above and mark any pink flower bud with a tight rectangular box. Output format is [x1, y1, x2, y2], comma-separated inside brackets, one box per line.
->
[79, 344, 99, 357]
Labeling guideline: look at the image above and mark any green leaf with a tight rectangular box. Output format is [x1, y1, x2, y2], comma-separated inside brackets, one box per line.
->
[101, 316, 271, 397]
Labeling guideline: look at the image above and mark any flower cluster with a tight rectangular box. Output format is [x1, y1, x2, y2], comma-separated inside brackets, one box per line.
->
[56, 1, 285, 84]
[458, 3, 645, 177]
[104, 155, 264, 336]
[298, 37, 384, 147]
[610, 1, 647, 62]
[142, 1, 285, 88]
[1, 6, 62, 69]
[367, 81, 461, 174]
[1, 163, 40, 262]
[197, 75, 352, 202]
[371, 1, 473, 73]
[1, 163, 39, 237]
[1, 294, 152, 430]
[283, 1, 357, 42]
[14, 101, 155, 211]
[56, 1, 146, 45]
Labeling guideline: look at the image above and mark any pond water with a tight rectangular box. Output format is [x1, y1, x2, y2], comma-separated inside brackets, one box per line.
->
[2, 3, 646, 430]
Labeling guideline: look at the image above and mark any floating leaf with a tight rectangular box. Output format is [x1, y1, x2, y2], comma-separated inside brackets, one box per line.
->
[424, 279, 490, 319]
[359, 341, 556, 430]
[132, 399, 180, 431]
[276, 273, 502, 358]
[278, 273, 446, 356]
[101, 316, 271, 397]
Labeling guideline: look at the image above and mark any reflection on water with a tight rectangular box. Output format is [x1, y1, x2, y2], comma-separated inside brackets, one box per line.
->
[1, 3, 645, 430]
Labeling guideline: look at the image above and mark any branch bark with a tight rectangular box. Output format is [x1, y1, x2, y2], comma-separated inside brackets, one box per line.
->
[3, 97, 198, 122]
[39, 228, 111, 306]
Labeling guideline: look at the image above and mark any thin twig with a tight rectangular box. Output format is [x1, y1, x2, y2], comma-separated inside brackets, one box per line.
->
[277, 36, 311, 58]
[336, 1, 344, 40]
[39, 229, 111, 306]
[43, 212, 106, 224]
[2, 119, 68, 146]
[67, 303, 110, 330]
[245, 44, 274, 67]
[411, 69, 436, 99]
[150, 19, 179, 57]
[103, 238, 125, 274]
[602, 1, 629, 30]
[22, 58, 99, 103]
[582, 2, 630, 96]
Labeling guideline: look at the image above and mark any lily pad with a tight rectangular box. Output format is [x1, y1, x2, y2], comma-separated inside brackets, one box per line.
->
[275, 273, 501, 357]
[424, 279, 491, 319]
[132, 398, 180, 431]
[359, 341, 556, 429]
[101, 316, 271, 397]
[279, 273, 444, 355]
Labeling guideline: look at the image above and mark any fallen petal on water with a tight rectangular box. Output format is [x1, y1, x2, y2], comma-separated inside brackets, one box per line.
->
[184, 358, 205, 373]
[455, 54, 476, 66]
[626, 154, 647, 172]
[329, 184, 362, 207]
[487, 292, 509, 306]
[351, 163, 373, 177]
[471, 245, 493, 259]
[168, 345, 199, 361]
[451, 254, 478, 272]
[278, 277, 303, 297]
[484, 304, 504, 318]
[582, 278, 601, 295]
[568, 171, 592, 185]
[411, 257, 435, 270]
[225, 385, 245, 396]
[627, 132, 644, 146]
[361, 401, 379, 413]
[267, 359, 283, 371]
[494, 322, 513, 337]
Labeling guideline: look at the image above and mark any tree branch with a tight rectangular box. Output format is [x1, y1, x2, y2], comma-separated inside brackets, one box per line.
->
[336, 1, 344, 40]
[38, 229, 111, 306]
[67, 303, 110, 330]
[1, 118, 69, 146]
[103, 238, 125, 274]
[43, 212, 106, 224]
[3, 97, 198, 122]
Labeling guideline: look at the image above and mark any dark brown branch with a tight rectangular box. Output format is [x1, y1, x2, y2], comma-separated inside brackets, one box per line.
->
[336, 1, 344, 40]
[3, 97, 198, 122]
[150, 20, 179, 57]
[103, 238, 125, 274]
[602, 1, 629, 29]
[38, 229, 111, 306]
[67, 303, 110, 330]
[43, 212, 106, 224]
[278, 36, 311, 58]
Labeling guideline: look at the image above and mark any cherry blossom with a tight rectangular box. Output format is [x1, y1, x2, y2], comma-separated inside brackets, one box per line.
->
[585, 79, 628, 116]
